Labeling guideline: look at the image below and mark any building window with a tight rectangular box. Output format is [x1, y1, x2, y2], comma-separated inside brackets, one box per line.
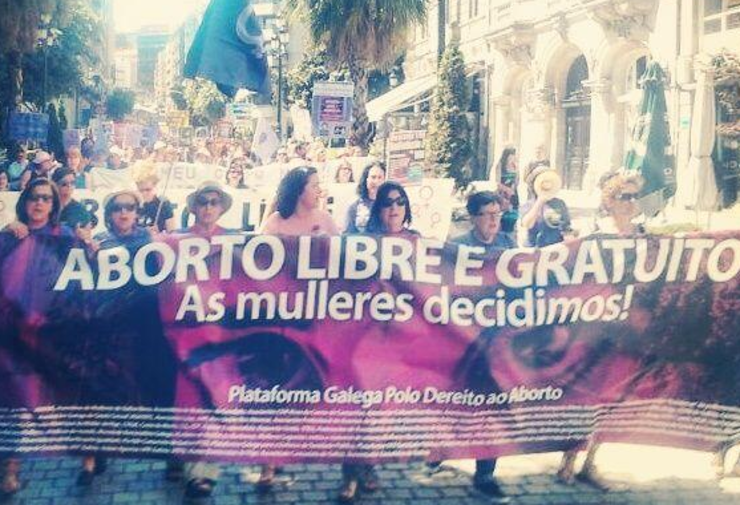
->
[469, 0, 480, 18]
[626, 56, 648, 93]
[704, 0, 740, 34]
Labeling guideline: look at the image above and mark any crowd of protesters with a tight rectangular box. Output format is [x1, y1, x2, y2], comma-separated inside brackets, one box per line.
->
[1, 132, 739, 504]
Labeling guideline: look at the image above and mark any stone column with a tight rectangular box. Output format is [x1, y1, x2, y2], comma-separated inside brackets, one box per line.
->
[490, 94, 512, 181]
[583, 78, 614, 193]
[522, 87, 555, 166]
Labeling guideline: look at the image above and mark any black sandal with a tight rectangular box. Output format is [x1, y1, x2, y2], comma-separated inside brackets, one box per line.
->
[185, 478, 216, 499]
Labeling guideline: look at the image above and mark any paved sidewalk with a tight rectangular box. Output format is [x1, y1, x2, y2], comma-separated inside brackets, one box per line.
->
[2, 444, 740, 504]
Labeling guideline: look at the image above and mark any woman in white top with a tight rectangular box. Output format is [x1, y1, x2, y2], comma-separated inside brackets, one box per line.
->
[257, 166, 338, 490]
[260, 166, 339, 236]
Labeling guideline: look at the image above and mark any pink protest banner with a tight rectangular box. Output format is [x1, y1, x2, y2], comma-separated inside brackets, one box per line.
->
[0, 232, 738, 463]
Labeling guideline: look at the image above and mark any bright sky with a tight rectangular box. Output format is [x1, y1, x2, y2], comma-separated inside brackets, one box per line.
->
[113, 0, 207, 33]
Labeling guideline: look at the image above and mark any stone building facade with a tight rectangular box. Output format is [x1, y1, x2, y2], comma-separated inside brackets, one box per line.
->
[399, 0, 740, 196]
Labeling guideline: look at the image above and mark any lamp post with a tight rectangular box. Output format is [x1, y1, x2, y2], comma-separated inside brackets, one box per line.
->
[36, 15, 58, 110]
[270, 19, 289, 141]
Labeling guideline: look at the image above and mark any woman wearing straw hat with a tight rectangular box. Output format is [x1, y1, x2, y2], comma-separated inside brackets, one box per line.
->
[179, 181, 233, 499]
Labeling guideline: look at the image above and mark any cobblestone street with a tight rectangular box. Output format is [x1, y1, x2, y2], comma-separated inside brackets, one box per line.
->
[2, 445, 740, 504]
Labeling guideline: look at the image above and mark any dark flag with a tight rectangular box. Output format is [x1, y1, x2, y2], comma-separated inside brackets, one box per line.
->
[184, 0, 270, 98]
[624, 62, 676, 202]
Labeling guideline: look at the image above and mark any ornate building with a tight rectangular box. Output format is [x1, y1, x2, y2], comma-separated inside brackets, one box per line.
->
[392, 0, 740, 197]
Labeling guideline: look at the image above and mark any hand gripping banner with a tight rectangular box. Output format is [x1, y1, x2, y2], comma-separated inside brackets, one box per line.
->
[1, 231, 739, 463]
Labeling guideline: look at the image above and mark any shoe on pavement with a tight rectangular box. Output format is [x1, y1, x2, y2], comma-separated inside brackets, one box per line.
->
[184, 478, 216, 499]
[473, 475, 511, 503]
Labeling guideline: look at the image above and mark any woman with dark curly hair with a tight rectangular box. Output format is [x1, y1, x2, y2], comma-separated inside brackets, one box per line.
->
[344, 161, 386, 234]
[260, 166, 339, 236]
[337, 181, 417, 503]
[258, 167, 338, 490]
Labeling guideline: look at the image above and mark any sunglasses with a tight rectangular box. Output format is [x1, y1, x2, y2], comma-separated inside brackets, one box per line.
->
[29, 194, 53, 203]
[380, 196, 407, 208]
[196, 196, 222, 208]
[617, 193, 640, 202]
[111, 202, 137, 213]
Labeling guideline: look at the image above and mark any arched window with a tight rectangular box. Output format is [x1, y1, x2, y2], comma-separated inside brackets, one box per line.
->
[564, 55, 589, 104]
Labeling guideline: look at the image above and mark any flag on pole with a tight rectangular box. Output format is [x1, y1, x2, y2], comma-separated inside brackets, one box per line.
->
[184, 0, 270, 98]
[624, 62, 676, 201]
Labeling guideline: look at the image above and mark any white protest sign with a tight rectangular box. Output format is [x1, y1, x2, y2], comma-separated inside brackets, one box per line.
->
[0, 192, 20, 230]
[0, 178, 453, 241]
[87, 167, 137, 192]
[406, 179, 455, 241]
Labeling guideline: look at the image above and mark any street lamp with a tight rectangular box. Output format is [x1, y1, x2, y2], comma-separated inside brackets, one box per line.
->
[269, 18, 289, 141]
[36, 14, 59, 109]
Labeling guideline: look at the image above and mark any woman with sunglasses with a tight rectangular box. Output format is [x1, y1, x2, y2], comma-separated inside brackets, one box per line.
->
[261, 166, 339, 236]
[74, 189, 150, 486]
[336, 181, 416, 503]
[0, 178, 72, 497]
[365, 181, 417, 236]
[344, 162, 386, 234]
[556, 171, 644, 491]
[52, 168, 93, 230]
[225, 157, 248, 189]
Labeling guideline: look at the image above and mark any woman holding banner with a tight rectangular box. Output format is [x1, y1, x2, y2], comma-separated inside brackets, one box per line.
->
[73, 188, 177, 486]
[365, 181, 417, 236]
[258, 167, 339, 491]
[556, 171, 645, 491]
[344, 162, 386, 234]
[0, 179, 77, 496]
[335, 181, 418, 503]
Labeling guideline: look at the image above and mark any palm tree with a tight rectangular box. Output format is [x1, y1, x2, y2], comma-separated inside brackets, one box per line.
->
[286, 0, 426, 148]
[0, 0, 75, 110]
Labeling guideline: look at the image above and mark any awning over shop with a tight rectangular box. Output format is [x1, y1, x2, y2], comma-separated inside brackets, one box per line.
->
[366, 74, 437, 122]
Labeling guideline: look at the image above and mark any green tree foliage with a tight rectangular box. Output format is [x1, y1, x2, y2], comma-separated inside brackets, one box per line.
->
[105, 88, 135, 121]
[285, 48, 350, 110]
[183, 78, 228, 127]
[425, 44, 472, 189]
[286, 0, 426, 147]
[0, 0, 81, 109]
[19, 2, 101, 109]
